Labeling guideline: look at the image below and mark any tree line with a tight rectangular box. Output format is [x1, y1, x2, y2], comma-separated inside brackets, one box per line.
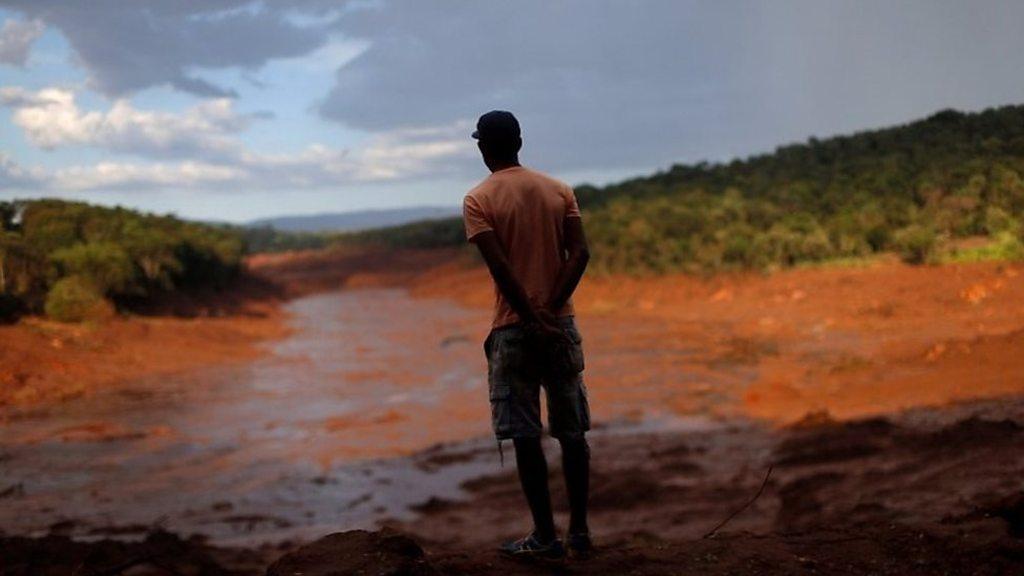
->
[9, 104, 1024, 321]
[0, 200, 244, 322]
[266, 104, 1024, 274]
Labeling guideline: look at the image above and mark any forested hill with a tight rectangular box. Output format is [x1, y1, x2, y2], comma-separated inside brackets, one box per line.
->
[570, 105, 1024, 271]
[9, 104, 1022, 324]
[322, 104, 1024, 273]
[0, 200, 244, 322]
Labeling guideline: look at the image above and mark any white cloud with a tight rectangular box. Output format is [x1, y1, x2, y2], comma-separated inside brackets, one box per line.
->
[19, 130, 470, 192]
[50, 161, 244, 191]
[0, 87, 256, 160]
[0, 18, 44, 66]
[0, 152, 243, 193]
[352, 123, 472, 179]
[0, 86, 473, 193]
[0, 153, 45, 187]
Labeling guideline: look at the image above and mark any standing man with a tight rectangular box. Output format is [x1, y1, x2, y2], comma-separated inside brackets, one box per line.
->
[463, 110, 593, 561]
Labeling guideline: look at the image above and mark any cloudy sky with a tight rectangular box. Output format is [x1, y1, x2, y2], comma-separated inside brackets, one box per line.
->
[1, 1, 1023, 222]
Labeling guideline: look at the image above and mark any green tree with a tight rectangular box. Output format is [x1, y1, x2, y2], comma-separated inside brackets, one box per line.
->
[50, 242, 136, 295]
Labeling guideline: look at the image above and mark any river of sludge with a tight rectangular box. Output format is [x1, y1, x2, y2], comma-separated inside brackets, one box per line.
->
[0, 288, 725, 546]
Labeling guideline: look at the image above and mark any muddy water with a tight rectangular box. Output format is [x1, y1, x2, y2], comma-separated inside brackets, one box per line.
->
[0, 288, 725, 546]
[0, 290, 512, 545]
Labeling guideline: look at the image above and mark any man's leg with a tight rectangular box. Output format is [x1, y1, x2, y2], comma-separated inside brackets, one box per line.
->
[547, 318, 591, 538]
[513, 437, 557, 543]
[488, 327, 562, 556]
[559, 436, 590, 535]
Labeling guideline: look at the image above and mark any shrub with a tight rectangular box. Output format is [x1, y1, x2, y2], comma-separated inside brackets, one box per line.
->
[983, 206, 1020, 235]
[945, 231, 1024, 263]
[44, 276, 114, 323]
[892, 224, 941, 264]
[50, 242, 136, 295]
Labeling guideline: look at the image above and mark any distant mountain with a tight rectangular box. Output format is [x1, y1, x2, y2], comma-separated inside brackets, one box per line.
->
[249, 205, 460, 233]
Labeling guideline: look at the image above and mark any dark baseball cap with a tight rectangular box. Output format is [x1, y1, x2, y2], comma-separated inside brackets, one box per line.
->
[471, 110, 520, 141]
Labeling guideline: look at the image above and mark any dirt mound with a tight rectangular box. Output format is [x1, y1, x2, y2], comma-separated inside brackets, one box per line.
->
[5, 523, 1024, 576]
[0, 529, 264, 576]
[266, 529, 437, 576]
[292, 522, 1023, 575]
[974, 492, 1024, 539]
[912, 416, 1023, 450]
[776, 414, 1023, 469]
[6, 398, 1024, 575]
[775, 416, 897, 467]
[588, 469, 687, 511]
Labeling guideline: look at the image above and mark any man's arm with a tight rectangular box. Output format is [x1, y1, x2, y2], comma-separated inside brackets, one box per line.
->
[471, 231, 543, 325]
[546, 216, 590, 312]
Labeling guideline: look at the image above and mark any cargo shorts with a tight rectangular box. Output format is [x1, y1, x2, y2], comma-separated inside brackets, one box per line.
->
[483, 316, 591, 440]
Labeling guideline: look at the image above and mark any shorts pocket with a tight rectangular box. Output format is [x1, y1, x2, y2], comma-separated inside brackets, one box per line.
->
[489, 383, 512, 438]
[494, 331, 527, 371]
[564, 326, 585, 373]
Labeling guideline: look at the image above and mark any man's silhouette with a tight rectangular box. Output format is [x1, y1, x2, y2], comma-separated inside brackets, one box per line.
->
[463, 110, 592, 561]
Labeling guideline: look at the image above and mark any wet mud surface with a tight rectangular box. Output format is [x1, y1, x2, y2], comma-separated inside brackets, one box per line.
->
[4, 256, 1024, 573]
[0, 290, 500, 545]
[4, 398, 1023, 575]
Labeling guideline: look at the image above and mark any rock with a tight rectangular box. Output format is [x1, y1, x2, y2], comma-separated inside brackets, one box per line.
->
[266, 529, 437, 576]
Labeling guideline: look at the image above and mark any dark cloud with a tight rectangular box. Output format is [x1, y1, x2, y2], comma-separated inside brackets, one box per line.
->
[0, 16, 43, 66]
[319, 0, 1024, 175]
[169, 76, 238, 99]
[1, 0, 340, 97]
[4, 0, 1024, 186]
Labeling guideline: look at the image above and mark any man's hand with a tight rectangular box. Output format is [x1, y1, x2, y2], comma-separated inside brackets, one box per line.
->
[535, 307, 558, 327]
[527, 307, 570, 348]
[547, 217, 590, 313]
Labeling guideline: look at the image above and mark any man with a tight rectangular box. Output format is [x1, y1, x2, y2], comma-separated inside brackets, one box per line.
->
[463, 110, 593, 561]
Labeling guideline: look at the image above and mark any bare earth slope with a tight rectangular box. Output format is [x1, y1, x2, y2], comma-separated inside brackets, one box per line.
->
[4, 249, 1024, 575]
[255, 248, 1024, 425]
[5, 398, 1022, 575]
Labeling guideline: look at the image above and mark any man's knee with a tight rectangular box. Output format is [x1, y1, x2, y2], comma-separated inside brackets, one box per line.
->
[559, 436, 590, 460]
[513, 436, 544, 454]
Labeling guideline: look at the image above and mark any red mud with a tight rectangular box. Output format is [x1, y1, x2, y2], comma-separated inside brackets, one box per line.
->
[4, 247, 1024, 574]
[254, 248, 1024, 427]
[5, 399, 1023, 575]
[0, 272, 288, 410]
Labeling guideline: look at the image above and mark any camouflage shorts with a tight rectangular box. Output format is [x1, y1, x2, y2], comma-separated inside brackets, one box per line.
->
[483, 316, 591, 440]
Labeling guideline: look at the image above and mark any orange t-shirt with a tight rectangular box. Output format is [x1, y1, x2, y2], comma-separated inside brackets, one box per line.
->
[463, 165, 582, 328]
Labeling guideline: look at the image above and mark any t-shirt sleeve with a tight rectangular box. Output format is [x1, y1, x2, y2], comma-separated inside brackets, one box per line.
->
[564, 185, 582, 219]
[462, 194, 493, 241]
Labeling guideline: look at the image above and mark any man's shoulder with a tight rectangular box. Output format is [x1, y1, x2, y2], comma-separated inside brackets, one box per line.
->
[521, 166, 570, 190]
[501, 166, 569, 199]
[465, 176, 496, 202]
[465, 167, 572, 202]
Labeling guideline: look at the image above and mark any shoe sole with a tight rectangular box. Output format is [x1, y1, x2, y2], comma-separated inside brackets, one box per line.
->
[499, 550, 567, 565]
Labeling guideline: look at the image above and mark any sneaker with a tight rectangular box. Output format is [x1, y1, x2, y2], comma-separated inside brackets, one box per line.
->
[566, 531, 593, 559]
[499, 532, 566, 562]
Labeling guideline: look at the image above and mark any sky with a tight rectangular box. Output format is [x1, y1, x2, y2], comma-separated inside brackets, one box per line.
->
[1, 1, 1024, 223]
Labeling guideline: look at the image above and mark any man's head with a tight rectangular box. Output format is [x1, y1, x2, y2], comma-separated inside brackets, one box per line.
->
[473, 110, 522, 171]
